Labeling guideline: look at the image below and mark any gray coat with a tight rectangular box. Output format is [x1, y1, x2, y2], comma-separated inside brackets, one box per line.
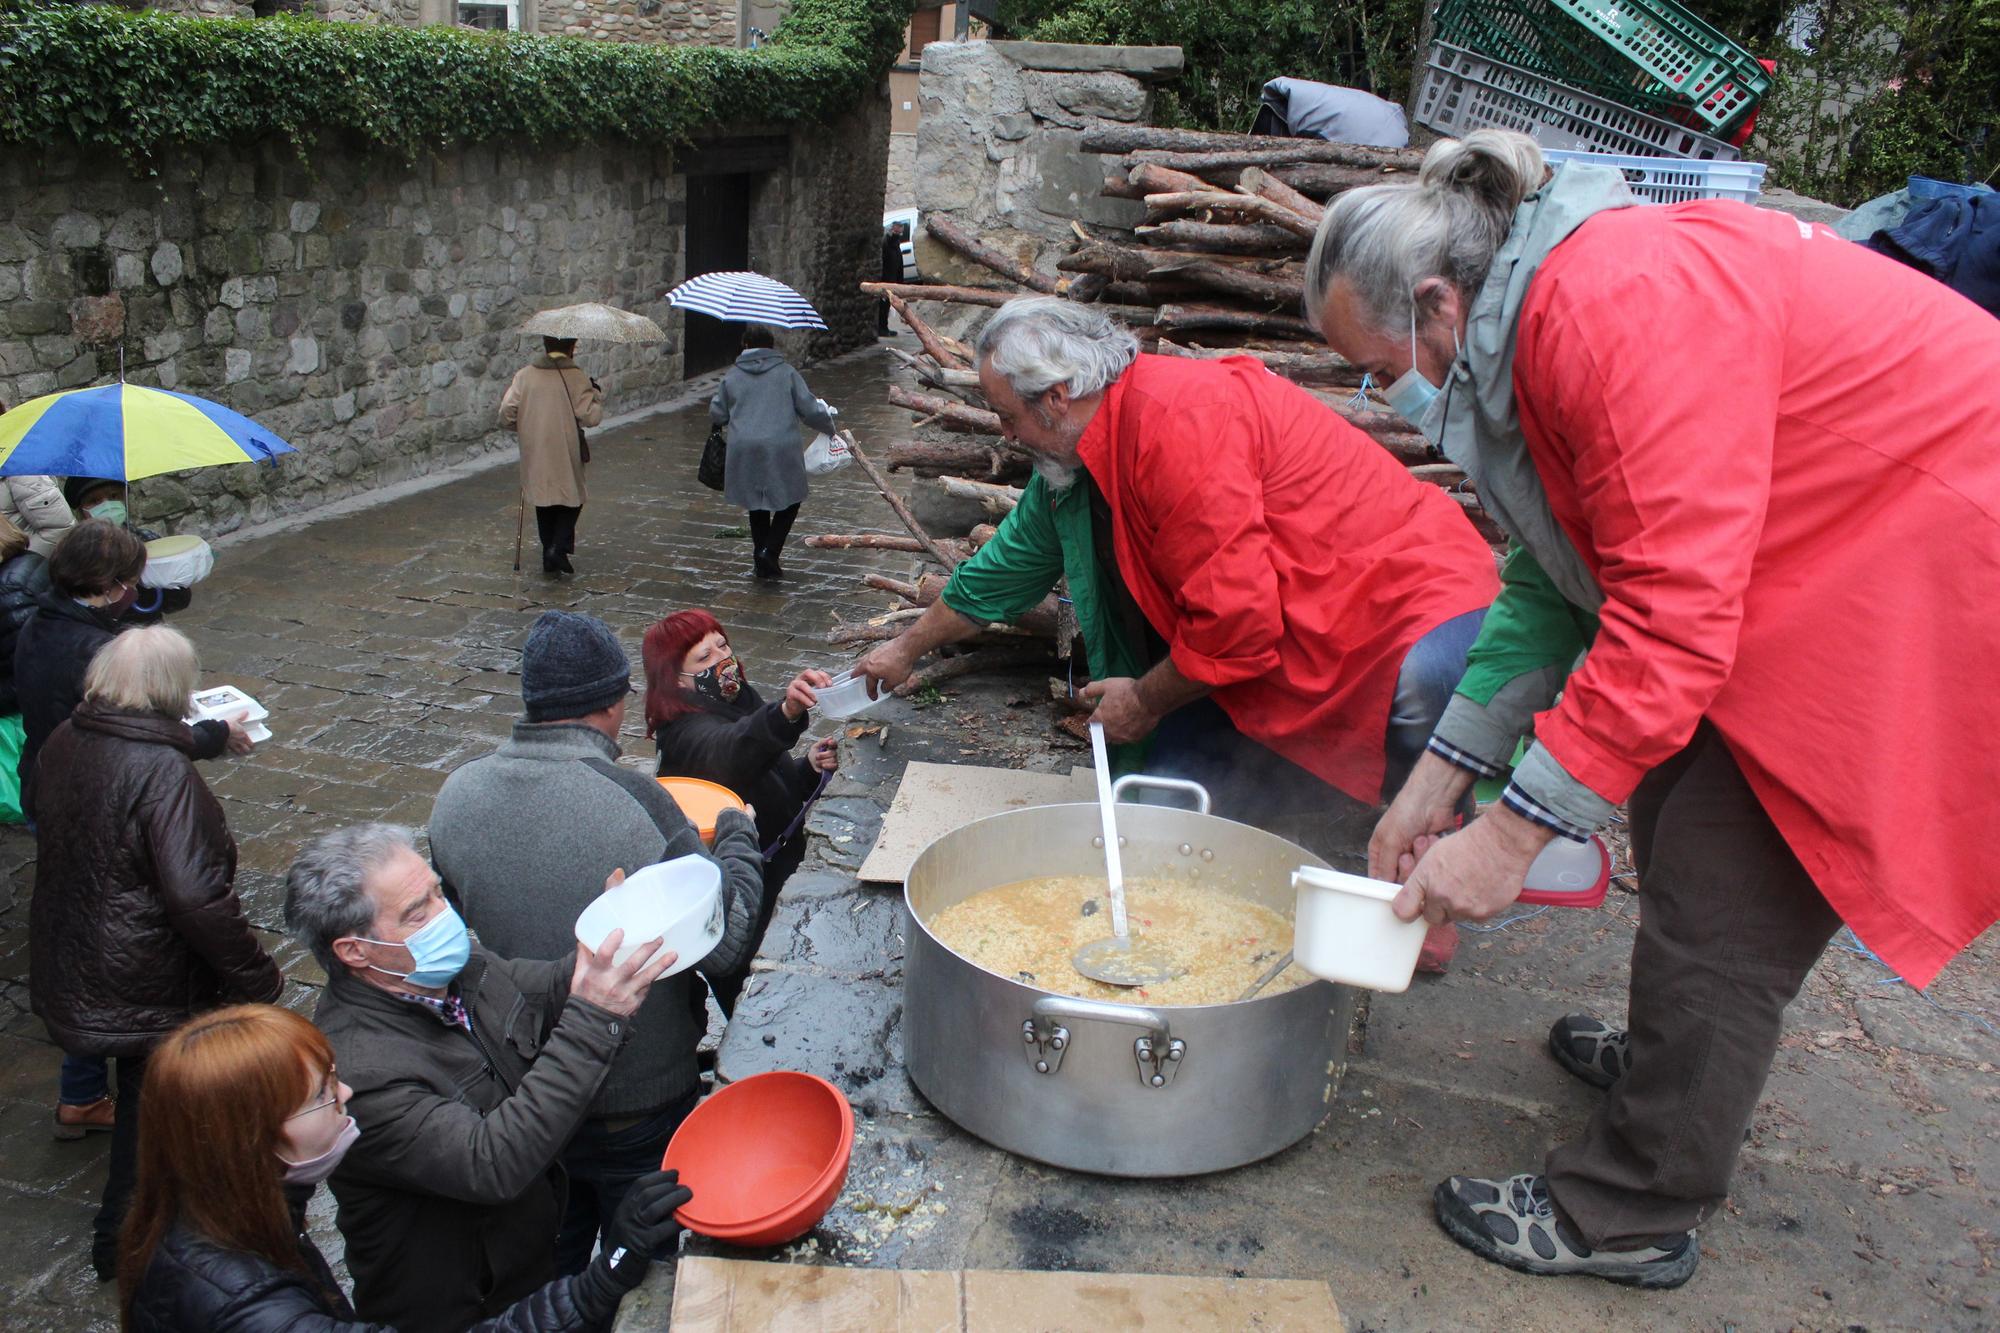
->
[710, 347, 837, 511]
[427, 721, 764, 1116]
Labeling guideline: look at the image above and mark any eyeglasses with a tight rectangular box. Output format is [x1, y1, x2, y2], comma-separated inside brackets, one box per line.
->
[286, 1071, 340, 1120]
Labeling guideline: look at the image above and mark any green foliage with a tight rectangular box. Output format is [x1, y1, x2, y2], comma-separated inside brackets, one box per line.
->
[1748, 0, 1999, 205]
[0, 0, 916, 162]
[996, 0, 1423, 131]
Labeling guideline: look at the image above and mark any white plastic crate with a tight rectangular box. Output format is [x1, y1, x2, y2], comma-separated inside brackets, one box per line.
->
[1415, 42, 1740, 161]
[1541, 148, 1767, 203]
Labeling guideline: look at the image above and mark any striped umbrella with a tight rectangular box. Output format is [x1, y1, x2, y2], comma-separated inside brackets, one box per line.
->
[0, 383, 296, 481]
[666, 271, 828, 331]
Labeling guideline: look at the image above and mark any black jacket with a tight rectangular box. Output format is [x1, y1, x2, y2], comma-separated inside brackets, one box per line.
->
[29, 704, 282, 1057]
[652, 680, 821, 851]
[12, 593, 226, 798]
[0, 551, 50, 712]
[127, 1206, 620, 1332]
[315, 951, 628, 1333]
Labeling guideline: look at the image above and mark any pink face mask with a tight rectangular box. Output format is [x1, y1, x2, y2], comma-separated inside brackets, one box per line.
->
[278, 1115, 360, 1187]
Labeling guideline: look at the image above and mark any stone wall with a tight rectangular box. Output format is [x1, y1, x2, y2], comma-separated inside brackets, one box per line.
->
[914, 39, 1183, 287]
[0, 104, 885, 535]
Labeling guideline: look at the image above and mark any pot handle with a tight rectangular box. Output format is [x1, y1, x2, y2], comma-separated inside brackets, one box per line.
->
[1109, 774, 1212, 817]
[1027, 996, 1186, 1089]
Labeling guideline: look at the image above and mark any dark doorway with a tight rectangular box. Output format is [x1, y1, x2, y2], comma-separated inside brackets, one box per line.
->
[683, 173, 755, 378]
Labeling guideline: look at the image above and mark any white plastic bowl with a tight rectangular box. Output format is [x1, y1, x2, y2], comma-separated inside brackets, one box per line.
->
[1290, 866, 1428, 993]
[814, 669, 883, 721]
[574, 855, 723, 976]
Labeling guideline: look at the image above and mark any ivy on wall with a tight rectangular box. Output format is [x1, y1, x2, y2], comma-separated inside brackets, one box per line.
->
[0, 0, 917, 162]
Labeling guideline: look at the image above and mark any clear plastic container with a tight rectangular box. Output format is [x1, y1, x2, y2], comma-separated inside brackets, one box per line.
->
[813, 669, 884, 721]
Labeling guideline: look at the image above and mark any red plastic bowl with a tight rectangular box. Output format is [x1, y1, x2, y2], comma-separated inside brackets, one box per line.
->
[662, 1071, 854, 1247]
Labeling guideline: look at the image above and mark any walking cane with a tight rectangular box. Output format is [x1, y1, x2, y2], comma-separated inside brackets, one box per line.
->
[512, 490, 525, 572]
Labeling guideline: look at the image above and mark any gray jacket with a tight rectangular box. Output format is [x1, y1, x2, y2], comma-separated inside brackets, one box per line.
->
[427, 722, 764, 1116]
[316, 949, 624, 1330]
[710, 347, 837, 512]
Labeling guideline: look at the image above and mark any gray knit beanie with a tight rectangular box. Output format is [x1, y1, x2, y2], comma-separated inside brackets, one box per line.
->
[521, 610, 631, 722]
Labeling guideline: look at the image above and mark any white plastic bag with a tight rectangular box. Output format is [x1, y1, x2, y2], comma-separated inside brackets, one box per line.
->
[804, 427, 853, 477]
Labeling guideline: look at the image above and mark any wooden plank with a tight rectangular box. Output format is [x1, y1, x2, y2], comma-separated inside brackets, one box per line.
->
[855, 761, 1095, 885]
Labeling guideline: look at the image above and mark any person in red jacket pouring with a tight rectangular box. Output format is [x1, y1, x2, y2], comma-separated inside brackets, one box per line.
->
[1307, 129, 2000, 1288]
[862, 298, 1499, 880]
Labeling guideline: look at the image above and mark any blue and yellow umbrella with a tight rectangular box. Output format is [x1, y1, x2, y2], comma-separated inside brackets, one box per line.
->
[0, 383, 296, 481]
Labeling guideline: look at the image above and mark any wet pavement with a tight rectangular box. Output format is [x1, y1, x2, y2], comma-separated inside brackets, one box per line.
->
[0, 340, 1993, 1331]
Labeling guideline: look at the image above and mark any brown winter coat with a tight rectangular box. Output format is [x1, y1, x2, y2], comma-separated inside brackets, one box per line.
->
[499, 355, 603, 508]
[28, 703, 281, 1056]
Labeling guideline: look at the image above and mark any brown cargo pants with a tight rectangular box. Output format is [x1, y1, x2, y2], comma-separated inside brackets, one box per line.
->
[1545, 721, 1844, 1247]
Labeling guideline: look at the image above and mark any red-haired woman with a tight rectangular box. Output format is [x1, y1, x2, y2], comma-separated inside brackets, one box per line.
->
[641, 610, 837, 1014]
[120, 1003, 690, 1331]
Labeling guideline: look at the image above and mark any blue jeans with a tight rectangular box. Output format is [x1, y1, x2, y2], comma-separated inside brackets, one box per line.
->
[1383, 608, 1487, 801]
[60, 1052, 109, 1106]
[554, 1095, 698, 1280]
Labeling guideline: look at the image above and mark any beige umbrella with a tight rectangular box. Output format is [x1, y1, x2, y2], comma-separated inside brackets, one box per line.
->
[520, 302, 667, 343]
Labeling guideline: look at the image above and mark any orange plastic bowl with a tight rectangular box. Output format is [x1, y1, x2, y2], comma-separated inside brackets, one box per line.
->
[662, 1072, 854, 1247]
[657, 777, 745, 846]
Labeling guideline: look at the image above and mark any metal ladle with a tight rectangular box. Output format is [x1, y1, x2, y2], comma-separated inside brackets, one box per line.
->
[1072, 721, 1184, 988]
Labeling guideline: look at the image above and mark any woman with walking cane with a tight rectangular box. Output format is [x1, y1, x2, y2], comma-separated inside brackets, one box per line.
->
[502, 336, 604, 577]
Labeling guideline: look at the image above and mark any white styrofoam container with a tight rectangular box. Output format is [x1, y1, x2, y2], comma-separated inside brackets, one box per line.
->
[1291, 866, 1429, 993]
[186, 684, 271, 743]
[574, 855, 723, 976]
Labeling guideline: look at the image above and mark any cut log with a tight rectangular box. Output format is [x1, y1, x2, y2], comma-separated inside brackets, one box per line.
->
[1060, 240, 1304, 308]
[896, 646, 1059, 697]
[863, 281, 1012, 308]
[843, 431, 962, 570]
[924, 215, 1066, 295]
[1148, 254, 1304, 308]
[1128, 162, 1216, 196]
[1142, 191, 1319, 240]
[887, 439, 1031, 482]
[804, 533, 982, 562]
[1132, 145, 1421, 177]
[1133, 220, 1307, 255]
[883, 346, 986, 400]
[885, 292, 974, 369]
[1156, 303, 1319, 341]
[1271, 162, 1417, 198]
[1153, 339, 1365, 387]
[1082, 124, 1423, 171]
[887, 385, 1004, 437]
[939, 475, 1023, 516]
[1238, 166, 1323, 224]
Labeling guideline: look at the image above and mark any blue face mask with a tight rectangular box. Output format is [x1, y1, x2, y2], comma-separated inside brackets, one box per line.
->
[1383, 306, 1455, 428]
[355, 904, 471, 988]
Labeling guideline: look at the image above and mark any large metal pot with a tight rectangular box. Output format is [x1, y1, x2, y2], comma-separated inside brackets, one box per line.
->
[903, 778, 1358, 1177]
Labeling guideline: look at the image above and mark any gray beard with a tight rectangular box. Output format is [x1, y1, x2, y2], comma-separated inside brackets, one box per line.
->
[1033, 457, 1080, 492]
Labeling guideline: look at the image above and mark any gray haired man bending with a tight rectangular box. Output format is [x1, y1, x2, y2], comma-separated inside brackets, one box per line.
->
[285, 823, 677, 1333]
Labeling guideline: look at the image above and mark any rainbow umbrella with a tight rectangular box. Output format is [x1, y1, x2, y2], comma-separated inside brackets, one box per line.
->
[0, 383, 295, 481]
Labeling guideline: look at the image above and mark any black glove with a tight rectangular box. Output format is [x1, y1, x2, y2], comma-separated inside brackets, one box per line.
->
[604, 1169, 694, 1292]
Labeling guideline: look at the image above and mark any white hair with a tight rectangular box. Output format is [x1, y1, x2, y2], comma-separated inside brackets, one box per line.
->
[1304, 129, 1548, 336]
[83, 625, 200, 717]
[285, 824, 419, 973]
[975, 296, 1140, 399]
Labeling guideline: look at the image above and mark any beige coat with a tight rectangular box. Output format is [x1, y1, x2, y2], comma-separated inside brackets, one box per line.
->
[499, 355, 604, 508]
[0, 475, 75, 558]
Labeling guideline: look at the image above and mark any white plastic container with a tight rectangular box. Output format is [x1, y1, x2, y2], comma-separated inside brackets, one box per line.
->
[186, 684, 271, 743]
[574, 855, 723, 976]
[1290, 866, 1429, 993]
[814, 669, 883, 721]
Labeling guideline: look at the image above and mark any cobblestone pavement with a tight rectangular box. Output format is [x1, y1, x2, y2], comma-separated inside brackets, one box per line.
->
[1, 343, 1994, 1332]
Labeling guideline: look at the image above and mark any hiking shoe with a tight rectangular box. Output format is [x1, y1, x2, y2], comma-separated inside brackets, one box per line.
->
[1548, 1014, 1631, 1089]
[54, 1096, 115, 1141]
[1434, 1173, 1698, 1289]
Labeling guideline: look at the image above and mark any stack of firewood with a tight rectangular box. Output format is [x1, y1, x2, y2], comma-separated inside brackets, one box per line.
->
[821, 126, 1500, 697]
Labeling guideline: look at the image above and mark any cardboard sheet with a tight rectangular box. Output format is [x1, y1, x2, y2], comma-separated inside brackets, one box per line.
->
[669, 1257, 1344, 1332]
[855, 760, 1095, 885]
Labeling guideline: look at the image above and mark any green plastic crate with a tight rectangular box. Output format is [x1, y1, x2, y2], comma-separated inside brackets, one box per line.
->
[1433, 0, 1771, 135]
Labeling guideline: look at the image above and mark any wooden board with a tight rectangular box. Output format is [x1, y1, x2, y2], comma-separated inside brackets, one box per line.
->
[855, 760, 1096, 885]
[669, 1257, 1345, 1331]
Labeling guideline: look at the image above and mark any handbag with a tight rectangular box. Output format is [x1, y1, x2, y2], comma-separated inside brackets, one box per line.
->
[698, 426, 728, 491]
[576, 422, 590, 466]
[803, 428, 853, 477]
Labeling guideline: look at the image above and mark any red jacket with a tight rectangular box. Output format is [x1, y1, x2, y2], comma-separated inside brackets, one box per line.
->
[1078, 354, 1500, 801]
[1515, 201, 2000, 987]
